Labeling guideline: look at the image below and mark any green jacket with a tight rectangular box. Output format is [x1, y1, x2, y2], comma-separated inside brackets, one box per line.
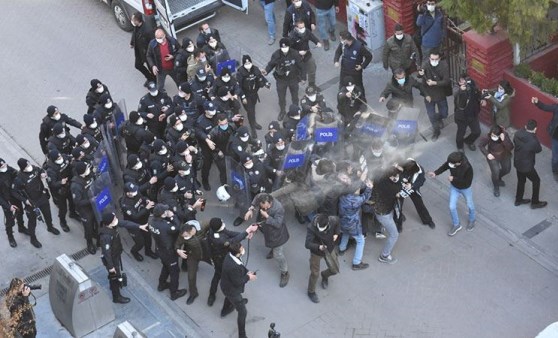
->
[174, 220, 210, 261]
[489, 90, 515, 128]
[382, 34, 419, 71]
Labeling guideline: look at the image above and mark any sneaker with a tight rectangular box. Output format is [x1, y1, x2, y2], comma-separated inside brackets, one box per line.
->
[514, 198, 531, 206]
[531, 201, 548, 209]
[493, 187, 500, 197]
[378, 255, 398, 264]
[307, 292, 320, 303]
[351, 262, 370, 270]
[375, 232, 386, 239]
[466, 221, 476, 232]
[267, 37, 275, 45]
[279, 272, 289, 288]
[320, 277, 328, 290]
[448, 225, 462, 237]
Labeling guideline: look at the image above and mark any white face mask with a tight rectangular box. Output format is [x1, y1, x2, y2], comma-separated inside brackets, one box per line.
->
[347, 85, 355, 92]
[183, 234, 193, 240]
[96, 86, 104, 94]
[244, 63, 253, 70]
[208, 41, 217, 48]
[133, 162, 143, 170]
[390, 175, 400, 183]
[221, 96, 229, 101]
[52, 113, 61, 121]
[136, 117, 144, 125]
[104, 102, 113, 109]
[427, 4, 436, 12]
[57, 132, 66, 139]
[491, 135, 500, 141]
[497, 88, 505, 95]
[198, 75, 207, 81]
[203, 28, 211, 34]
[244, 162, 254, 170]
[179, 170, 191, 176]
[372, 150, 382, 157]
[293, 0, 302, 7]
[297, 27, 306, 34]
[24, 165, 33, 173]
[307, 94, 317, 102]
[55, 157, 64, 165]
[199, 56, 207, 63]
[222, 75, 231, 83]
[179, 114, 187, 122]
[186, 45, 195, 53]
[395, 34, 404, 40]
[240, 135, 250, 142]
[82, 141, 90, 149]
[83, 168, 91, 176]
[156, 38, 164, 44]
[178, 91, 187, 98]
[276, 144, 285, 151]
[150, 90, 159, 97]
[291, 115, 301, 120]
[448, 163, 457, 169]
[90, 122, 97, 129]
[159, 147, 167, 155]
[281, 47, 290, 54]
[430, 59, 439, 67]
[170, 185, 178, 192]
[0, 166, 7, 173]
[207, 110, 216, 117]
[175, 123, 183, 131]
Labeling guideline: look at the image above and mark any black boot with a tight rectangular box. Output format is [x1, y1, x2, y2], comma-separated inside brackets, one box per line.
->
[7, 233, 17, 248]
[87, 240, 97, 255]
[60, 221, 70, 232]
[18, 226, 29, 236]
[30, 236, 42, 248]
[47, 226, 60, 235]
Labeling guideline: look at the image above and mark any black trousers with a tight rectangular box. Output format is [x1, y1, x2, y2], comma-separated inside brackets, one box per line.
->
[52, 192, 75, 226]
[77, 209, 98, 243]
[455, 118, 481, 149]
[209, 255, 224, 296]
[487, 157, 512, 187]
[276, 78, 299, 114]
[222, 293, 247, 338]
[515, 169, 541, 203]
[134, 55, 156, 82]
[25, 199, 53, 235]
[400, 192, 433, 225]
[159, 255, 180, 294]
[129, 228, 155, 254]
[340, 70, 365, 100]
[3, 200, 25, 236]
[107, 258, 123, 299]
[242, 94, 259, 132]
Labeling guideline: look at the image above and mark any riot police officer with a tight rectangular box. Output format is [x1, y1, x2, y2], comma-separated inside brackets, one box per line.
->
[165, 115, 190, 149]
[189, 68, 215, 101]
[228, 126, 262, 163]
[138, 82, 174, 139]
[86, 79, 112, 115]
[283, 105, 301, 142]
[150, 139, 174, 189]
[47, 123, 76, 155]
[214, 87, 242, 121]
[334, 31, 373, 99]
[81, 114, 103, 143]
[236, 55, 271, 136]
[94, 93, 117, 125]
[172, 82, 204, 126]
[70, 162, 98, 254]
[174, 161, 201, 204]
[123, 154, 158, 202]
[158, 177, 200, 223]
[242, 155, 272, 198]
[0, 158, 28, 248]
[300, 85, 326, 118]
[149, 204, 188, 300]
[119, 182, 158, 261]
[12, 158, 61, 248]
[39, 105, 82, 155]
[264, 134, 288, 190]
[45, 150, 74, 232]
[195, 102, 219, 190]
[337, 76, 365, 124]
[121, 111, 148, 154]
[75, 134, 99, 156]
[208, 114, 236, 186]
[100, 211, 148, 304]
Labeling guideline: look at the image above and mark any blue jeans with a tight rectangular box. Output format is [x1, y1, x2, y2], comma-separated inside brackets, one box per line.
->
[260, 0, 276, 39]
[449, 186, 475, 226]
[552, 138, 558, 173]
[376, 213, 399, 257]
[424, 98, 448, 127]
[339, 232, 365, 265]
[316, 7, 336, 41]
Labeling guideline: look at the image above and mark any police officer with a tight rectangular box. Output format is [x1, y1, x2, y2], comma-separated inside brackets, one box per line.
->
[39, 105, 82, 155]
[289, 19, 321, 87]
[228, 126, 262, 163]
[174, 161, 201, 203]
[214, 87, 242, 122]
[195, 101, 218, 190]
[93, 93, 117, 125]
[263, 38, 303, 121]
[206, 217, 257, 307]
[81, 114, 103, 143]
[300, 85, 326, 117]
[334, 31, 373, 100]
[149, 204, 188, 300]
[337, 76, 365, 124]
[208, 114, 236, 186]
[264, 134, 288, 190]
[75, 134, 99, 156]
[173, 106, 196, 134]
[70, 162, 98, 254]
[138, 82, 174, 139]
[86, 79, 112, 115]
[172, 141, 201, 181]
[119, 182, 158, 261]
[47, 123, 76, 156]
[13, 158, 60, 248]
[158, 177, 191, 223]
[121, 111, 148, 154]
[45, 150, 74, 232]
[173, 82, 204, 124]
[236, 55, 271, 136]
[212, 68, 243, 103]
[100, 211, 149, 304]
[283, 105, 301, 141]
[123, 154, 158, 202]
[149, 139, 174, 185]
[189, 68, 215, 101]
[0, 159, 28, 248]
[242, 155, 272, 198]
[165, 115, 190, 149]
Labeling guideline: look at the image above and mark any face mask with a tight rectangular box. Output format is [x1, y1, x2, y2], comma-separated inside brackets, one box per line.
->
[395, 34, 404, 40]
[24, 165, 32, 173]
[239, 247, 245, 256]
[222, 75, 231, 83]
[276, 144, 285, 151]
[133, 162, 143, 170]
[497, 88, 505, 95]
[136, 117, 144, 125]
[197, 76, 207, 82]
[372, 150, 382, 157]
[397, 78, 406, 85]
[448, 163, 457, 169]
[156, 38, 164, 44]
[491, 135, 500, 141]
[55, 157, 64, 165]
[129, 191, 137, 197]
[159, 147, 167, 155]
[96, 86, 104, 94]
[430, 59, 439, 67]
[90, 122, 97, 129]
[82, 141, 90, 149]
[281, 47, 289, 54]
[0, 166, 6, 173]
[199, 56, 207, 63]
[244, 162, 254, 170]
[175, 123, 183, 131]
[297, 27, 306, 34]
[294, 1, 302, 7]
[57, 132, 66, 139]
[347, 85, 355, 92]
[291, 115, 301, 120]
[203, 28, 211, 34]
[170, 186, 178, 192]
[240, 135, 250, 142]
[179, 170, 191, 176]
[208, 41, 217, 48]
[83, 168, 91, 176]
[178, 91, 187, 98]
[150, 90, 159, 97]
[207, 110, 216, 117]
[183, 234, 193, 240]
[307, 94, 317, 102]
[52, 113, 61, 121]
[219, 124, 228, 131]
[104, 102, 113, 109]
[221, 96, 229, 101]
[244, 63, 252, 70]
[427, 4, 436, 12]
[186, 45, 195, 53]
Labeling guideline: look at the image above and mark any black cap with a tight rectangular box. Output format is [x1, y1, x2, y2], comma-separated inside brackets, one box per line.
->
[0, 158, 5, 166]
[288, 104, 301, 117]
[147, 81, 157, 93]
[237, 126, 249, 138]
[217, 87, 229, 98]
[204, 101, 216, 111]
[90, 79, 102, 89]
[47, 105, 58, 116]
[175, 141, 188, 154]
[75, 162, 88, 175]
[72, 147, 83, 159]
[268, 121, 280, 131]
[99, 93, 111, 104]
[164, 176, 176, 190]
[153, 139, 166, 153]
[196, 68, 206, 77]
[48, 149, 60, 161]
[305, 85, 317, 95]
[129, 111, 140, 123]
[279, 38, 291, 48]
[52, 123, 64, 135]
[176, 161, 190, 171]
[209, 217, 223, 232]
[153, 204, 169, 217]
[17, 158, 28, 171]
[343, 76, 354, 86]
[75, 134, 86, 145]
[102, 211, 115, 225]
[272, 132, 285, 144]
[242, 55, 252, 64]
[179, 82, 192, 94]
[242, 154, 253, 164]
[83, 114, 95, 125]
[127, 154, 140, 167]
[168, 115, 178, 127]
[124, 182, 138, 193]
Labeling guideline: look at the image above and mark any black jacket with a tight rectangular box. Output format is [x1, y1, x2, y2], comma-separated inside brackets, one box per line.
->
[100, 220, 142, 270]
[370, 175, 400, 215]
[453, 83, 481, 122]
[535, 101, 558, 139]
[283, 1, 316, 37]
[149, 214, 180, 263]
[70, 174, 94, 216]
[305, 216, 340, 257]
[434, 156, 474, 189]
[236, 66, 269, 97]
[146, 36, 180, 71]
[0, 166, 19, 210]
[333, 40, 372, 75]
[120, 193, 151, 224]
[251, 194, 289, 248]
[12, 166, 48, 205]
[220, 253, 249, 297]
[380, 75, 422, 108]
[513, 129, 542, 173]
[131, 22, 154, 60]
[418, 59, 451, 101]
[45, 156, 73, 197]
[207, 228, 248, 259]
[265, 49, 303, 82]
[39, 114, 82, 155]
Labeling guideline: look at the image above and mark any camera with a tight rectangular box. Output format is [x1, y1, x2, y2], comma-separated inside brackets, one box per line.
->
[25, 284, 42, 291]
[268, 322, 280, 338]
[200, 198, 207, 212]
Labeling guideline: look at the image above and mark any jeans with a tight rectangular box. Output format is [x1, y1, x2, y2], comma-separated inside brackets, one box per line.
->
[316, 7, 336, 41]
[259, 0, 276, 39]
[376, 212, 399, 257]
[552, 138, 558, 173]
[515, 169, 541, 203]
[272, 244, 288, 272]
[487, 157, 512, 187]
[339, 232, 365, 265]
[425, 98, 449, 129]
[449, 186, 475, 226]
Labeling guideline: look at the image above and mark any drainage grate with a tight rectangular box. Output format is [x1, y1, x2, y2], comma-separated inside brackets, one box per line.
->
[0, 248, 91, 297]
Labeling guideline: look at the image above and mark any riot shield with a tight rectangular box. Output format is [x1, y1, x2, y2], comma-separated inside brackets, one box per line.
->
[100, 108, 124, 190]
[225, 156, 251, 212]
[114, 100, 129, 173]
[89, 143, 118, 223]
[281, 139, 312, 184]
[295, 115, 310, 141]
[388, 106, 421, 151]
[313, 116, 343, 157]
[350, 111, 391, 161]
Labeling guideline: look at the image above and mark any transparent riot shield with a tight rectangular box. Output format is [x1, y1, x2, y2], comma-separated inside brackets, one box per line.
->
[88, 143, 118, 223]
[114, 100, 129, 172]
[100, 108, 124, 190]
[295, 115, 310, 141]
[350, 111, 391, 161]
[225, 156, 251, 212]
[388, 106, 421, 152]
[313, 117, 343, 157]
[281, 139, 312, 183]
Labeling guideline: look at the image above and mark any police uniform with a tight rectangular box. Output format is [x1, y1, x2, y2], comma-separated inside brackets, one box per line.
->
[300, 86, 327, 117]
[157, 177, 196, 223]
[70, 162, 98, 254]
[75, 134, 100, 155]
[208, 121, 236, 186]
[81, 114, 103, 143]
[194, 103, 218, 190]
[149, 139, 174, 189]
[121, 111, 148, 154]
[0, 159, 27, 248]
[264, 134, 288, 190]
[333, 38, 373, 99]
[337, 77, 365, 124]
[227, 126, 262, 163]
[165, 115, 191, 149]
[86, 79, 112, 115]
[236, 55, 270, 135]
[45, 150, 75, 232]
[47, 123, 76, 155]
[189, 68, 215, 101]
[174, 161, 200, 206]
[39, 106, 82, 155]
[172, 83, 204, 126]
[138, 82, 174, 139]
[123, 154, 157, 202]
[242, 155, 272, 198]
[93, 93, 116, 125]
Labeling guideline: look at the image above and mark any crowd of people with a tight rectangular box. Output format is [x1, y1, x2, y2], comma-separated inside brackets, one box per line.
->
[2, 1, 558, 337]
